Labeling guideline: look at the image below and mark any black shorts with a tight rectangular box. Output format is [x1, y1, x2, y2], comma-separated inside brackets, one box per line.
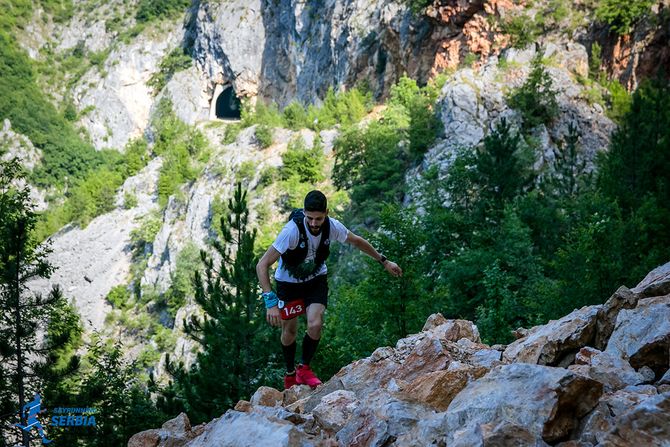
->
[276, 274, 328, 308]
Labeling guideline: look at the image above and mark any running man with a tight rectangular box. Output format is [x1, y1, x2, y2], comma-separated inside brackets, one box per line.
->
[256, 190, 402, 389]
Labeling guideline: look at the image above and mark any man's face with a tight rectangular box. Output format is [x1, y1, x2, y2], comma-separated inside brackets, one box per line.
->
[304, 210, 328, 235]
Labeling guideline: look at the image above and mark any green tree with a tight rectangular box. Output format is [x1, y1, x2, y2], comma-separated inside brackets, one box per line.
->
[78, 336, 164, 447]
[280, 136, 325, 183]
[0, 159, 61, 446]
[162, 184, 277, 423]
[37, 298, 84, 446]
[507, 53, 559, 131]
[598, 78, 670, 213]
[595, 0, 655, 35]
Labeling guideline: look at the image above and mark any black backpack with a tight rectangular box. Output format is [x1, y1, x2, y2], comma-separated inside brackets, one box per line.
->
[280, 209, 331, 280]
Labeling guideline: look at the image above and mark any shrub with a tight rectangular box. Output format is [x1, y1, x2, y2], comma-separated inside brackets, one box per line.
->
[282, 101, 310, 130]
[107, 285, 132, 309]
[222, 123, 243, 144]
[123, 192, 138, 209]
[502, 14, 542, 49]
[595, 0, 655, 35]
[280, 136, 325, 183]
[255, 124, 273, 148]
[136, 0, 190, 23]
[507, 54, 559, 131]
[147, 47, 192, 94]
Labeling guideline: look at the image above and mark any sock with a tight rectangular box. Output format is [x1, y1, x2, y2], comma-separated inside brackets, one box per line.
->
[301, 332, 320, 366]
[282, 341, 296, 374]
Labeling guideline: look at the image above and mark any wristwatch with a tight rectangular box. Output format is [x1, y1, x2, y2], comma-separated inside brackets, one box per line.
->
[378, 255, 387, 265]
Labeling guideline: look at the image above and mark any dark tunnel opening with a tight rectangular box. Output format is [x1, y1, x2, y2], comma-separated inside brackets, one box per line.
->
[215, 86, 242, 119]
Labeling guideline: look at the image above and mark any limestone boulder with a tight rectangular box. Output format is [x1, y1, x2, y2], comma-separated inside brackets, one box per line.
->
[400, 363, 488, 411]
[312, 390, 359, 433]
[451, 423, 550, 447]
[503, 305, 600, 365]
[249, 386, 283, 408]
[336, 391, 434, 447]
[422, 314, 481, 343]
[183, 411, 317, 447]
[128, 413, 199, 447]
[445, 364, 602, 444]
[395, 336, 453, 383]
[594, 286, 638, 350]
[599, 392, 670, 446]
[605, 294, 670, 376]
[632, 261, 670, 298]
[569, 347, 645, 392]
[576, 387, 659, 445]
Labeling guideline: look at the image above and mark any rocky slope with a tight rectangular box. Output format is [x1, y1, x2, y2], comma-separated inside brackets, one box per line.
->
[128, 261, 670, 446]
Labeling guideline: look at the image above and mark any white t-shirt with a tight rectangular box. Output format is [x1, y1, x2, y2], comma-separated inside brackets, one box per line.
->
[272, 217, 350, 283]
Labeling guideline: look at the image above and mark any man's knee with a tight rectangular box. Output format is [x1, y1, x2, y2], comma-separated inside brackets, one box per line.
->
[307, 320, 323, 338]
[281, 324, 298, 343]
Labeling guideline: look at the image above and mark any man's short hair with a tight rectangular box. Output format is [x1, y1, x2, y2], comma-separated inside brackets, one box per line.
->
[304, 190, 327, 212]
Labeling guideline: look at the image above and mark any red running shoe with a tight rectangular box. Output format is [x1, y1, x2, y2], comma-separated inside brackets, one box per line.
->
[284, 373, 297, 390]
[296, 364, 322, 388]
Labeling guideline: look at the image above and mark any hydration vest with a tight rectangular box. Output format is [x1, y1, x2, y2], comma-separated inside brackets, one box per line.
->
[280, 209, 331, 280]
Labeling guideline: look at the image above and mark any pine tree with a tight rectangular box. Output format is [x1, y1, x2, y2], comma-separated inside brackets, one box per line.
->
[598, 78, 670, 213]
[0, 159, 61, 447]
[163, 183, 276, 424]
[77, 336, 163, 447]
[507, 53, 559, 132]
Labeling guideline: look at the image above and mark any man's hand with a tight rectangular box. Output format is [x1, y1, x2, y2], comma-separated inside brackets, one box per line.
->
[384, 260, 403, 277]
[266, 306, 281, 327]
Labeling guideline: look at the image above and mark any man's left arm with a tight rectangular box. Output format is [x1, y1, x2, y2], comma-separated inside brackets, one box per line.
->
[345, 232, 403, 277]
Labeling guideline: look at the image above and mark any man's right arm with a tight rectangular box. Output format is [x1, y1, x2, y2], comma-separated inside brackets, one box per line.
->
[256, 246, 281, 293]
[257, 246, 283, 327]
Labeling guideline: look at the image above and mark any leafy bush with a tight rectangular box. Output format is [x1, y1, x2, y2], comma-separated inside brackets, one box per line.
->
[603, 79, 632, 123]
[280, 136, 325, 183]
[107, 285, 132, 309]
[403, 0, 432, 14]
[282, 101, 310, 130]
[388, 75, 443, 159]
[136, 0, 190, 23]
[65, 168, 124, 227]
[222, 123, 243, 144]
[123, 192, 138, 209]
[147, 47, 192, 94]
[255, 124, 273, 148]
[595, 0, 655, 35]
[130, 213, 162, 260]
[162, 243, 202, 317]
[507, 54, 559, 131]
[502, 14, 542, 49]
[152, 99, 208, 208]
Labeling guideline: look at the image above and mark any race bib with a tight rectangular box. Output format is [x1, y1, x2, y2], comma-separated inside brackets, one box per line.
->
[278, 299, 306, 320]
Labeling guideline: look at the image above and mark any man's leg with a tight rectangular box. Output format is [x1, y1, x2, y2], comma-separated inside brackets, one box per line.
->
[296, 303, 325, 387]
[281, 316, 299, 374]
[302, 303, 325, 365]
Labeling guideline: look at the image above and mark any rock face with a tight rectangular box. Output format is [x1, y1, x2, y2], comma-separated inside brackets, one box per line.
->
[73, 22, 185, 151]
[192, 0, 464, 106]
[28, 157, 162, 331]
[417, 42, 615, 200]
[128, 265, 670, 446]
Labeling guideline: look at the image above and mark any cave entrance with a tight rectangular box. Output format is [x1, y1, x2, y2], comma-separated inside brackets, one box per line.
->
[214, 85, 241, 119]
